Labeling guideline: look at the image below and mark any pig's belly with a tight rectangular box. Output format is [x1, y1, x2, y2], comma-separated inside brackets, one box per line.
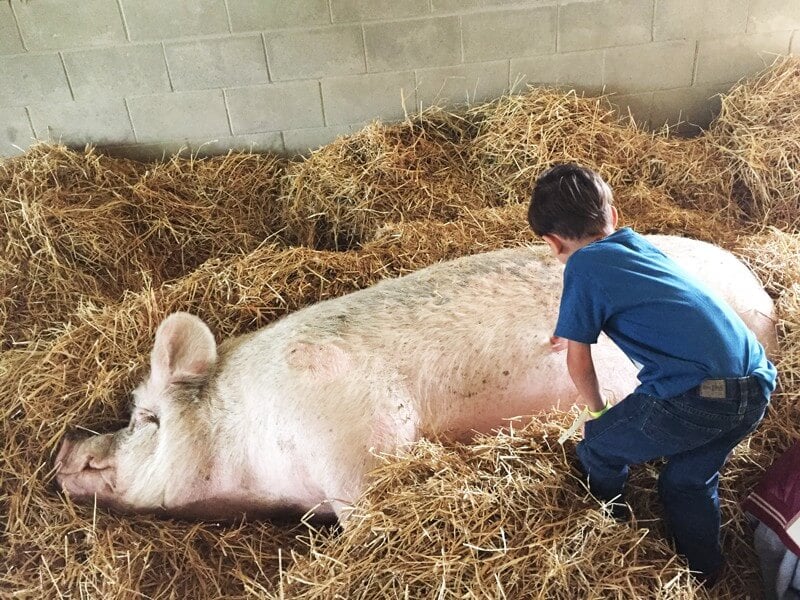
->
[419, 335, 640, 440]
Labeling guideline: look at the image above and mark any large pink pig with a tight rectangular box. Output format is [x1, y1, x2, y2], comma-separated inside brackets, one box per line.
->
[55, 236, 777, 521]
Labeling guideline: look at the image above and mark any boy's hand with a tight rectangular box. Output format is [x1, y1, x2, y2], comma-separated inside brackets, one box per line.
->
[550, 336, 567, 352]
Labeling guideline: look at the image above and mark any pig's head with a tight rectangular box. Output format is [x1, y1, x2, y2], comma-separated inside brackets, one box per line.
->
[55, 312, 220, 515]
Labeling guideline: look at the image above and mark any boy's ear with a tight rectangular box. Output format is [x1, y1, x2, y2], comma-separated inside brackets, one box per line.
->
[610, 205, 619, 227]
[542, 234, 564, 256]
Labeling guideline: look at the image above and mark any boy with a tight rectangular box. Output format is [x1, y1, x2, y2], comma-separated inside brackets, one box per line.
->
[527, 163, 776, 584]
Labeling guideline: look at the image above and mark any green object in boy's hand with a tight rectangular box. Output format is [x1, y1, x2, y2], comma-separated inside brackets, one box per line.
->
[588, 402, 610, 419]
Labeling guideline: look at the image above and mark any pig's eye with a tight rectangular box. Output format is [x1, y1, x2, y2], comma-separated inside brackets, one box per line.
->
[131, 408, 160, 429]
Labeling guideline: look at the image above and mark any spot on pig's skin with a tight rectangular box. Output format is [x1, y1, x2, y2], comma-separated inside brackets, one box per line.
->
[287, 342, 350, 379]
[503, 370, 510, 376]
[276, 438, 295, 453]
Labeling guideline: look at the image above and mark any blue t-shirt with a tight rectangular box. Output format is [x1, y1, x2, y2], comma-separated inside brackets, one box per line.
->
[554, 228, 777, 399]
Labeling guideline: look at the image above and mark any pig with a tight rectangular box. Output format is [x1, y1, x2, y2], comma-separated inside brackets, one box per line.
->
[54, 235, 777, 522]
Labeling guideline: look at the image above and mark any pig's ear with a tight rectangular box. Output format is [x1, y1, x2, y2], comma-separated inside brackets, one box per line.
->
[150, 312, 217, 386]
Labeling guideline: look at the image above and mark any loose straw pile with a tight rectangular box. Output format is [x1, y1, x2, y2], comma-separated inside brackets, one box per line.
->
[282, 109, 486, 250]
[281, 425, 701, 599]
[0, 147, 285, 349]
[3, 56, 800, 599]
[710, 56, 800, 229]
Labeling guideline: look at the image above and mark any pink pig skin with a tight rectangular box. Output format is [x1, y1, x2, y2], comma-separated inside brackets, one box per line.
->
[55, 237, 777, 522]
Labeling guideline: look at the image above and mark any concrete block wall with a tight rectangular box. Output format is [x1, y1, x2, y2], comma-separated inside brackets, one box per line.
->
[0, 0, 797, 159]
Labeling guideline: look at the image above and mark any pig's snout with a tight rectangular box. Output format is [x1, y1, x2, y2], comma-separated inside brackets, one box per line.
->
[55, 431, 92, 476]
[54, 433, 116, 498]
[54, 432, 82, 480]
[54, 436, 74, 486]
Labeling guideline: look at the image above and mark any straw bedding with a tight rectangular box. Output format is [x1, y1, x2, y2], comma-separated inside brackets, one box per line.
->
[711, 59, 800, 230]
[3, 56, 800, 599]
[282, 110, 485, 250]
[0, 147, 285, 350]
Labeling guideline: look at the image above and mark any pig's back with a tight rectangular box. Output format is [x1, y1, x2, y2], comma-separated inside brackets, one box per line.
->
[252, 245, 590, 439]
[223, 239, 775, 443]
[357, 245, 574, 436]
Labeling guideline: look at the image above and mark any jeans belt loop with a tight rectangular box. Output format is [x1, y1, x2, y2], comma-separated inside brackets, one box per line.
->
[739, 377, 749, 415]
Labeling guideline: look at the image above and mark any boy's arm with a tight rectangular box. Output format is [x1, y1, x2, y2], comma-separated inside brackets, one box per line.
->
[566, 340, 606, 413]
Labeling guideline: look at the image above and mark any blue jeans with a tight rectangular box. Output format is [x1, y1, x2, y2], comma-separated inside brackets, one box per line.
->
[576, 377, 769, 578]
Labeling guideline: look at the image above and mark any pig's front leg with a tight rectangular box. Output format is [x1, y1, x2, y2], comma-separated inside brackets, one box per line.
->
[311, 438, 373, 524]
[307, 384, 419, 524]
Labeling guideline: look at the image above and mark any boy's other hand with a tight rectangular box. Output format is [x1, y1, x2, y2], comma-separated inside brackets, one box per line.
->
[550, 336, 567, 352]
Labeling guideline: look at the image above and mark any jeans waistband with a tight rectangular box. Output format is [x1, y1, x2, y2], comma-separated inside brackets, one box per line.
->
[692, 376, 760, 400]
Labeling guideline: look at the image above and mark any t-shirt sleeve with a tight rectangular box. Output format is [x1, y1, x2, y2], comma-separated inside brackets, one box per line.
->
[554, 256, 606, 344]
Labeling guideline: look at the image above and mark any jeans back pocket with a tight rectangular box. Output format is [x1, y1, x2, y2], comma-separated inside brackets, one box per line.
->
[641, 397, 724, 453]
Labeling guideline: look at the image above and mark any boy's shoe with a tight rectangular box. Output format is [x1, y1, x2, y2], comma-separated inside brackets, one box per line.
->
[695, 559, 724, 589]
[574, 460, 631, 522]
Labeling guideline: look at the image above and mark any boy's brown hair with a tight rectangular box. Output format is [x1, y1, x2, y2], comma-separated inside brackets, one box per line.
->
[528, 163, 614, 239]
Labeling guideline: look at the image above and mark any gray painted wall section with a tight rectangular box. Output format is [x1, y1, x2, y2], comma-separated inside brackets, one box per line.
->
[0, 0, 797, 159]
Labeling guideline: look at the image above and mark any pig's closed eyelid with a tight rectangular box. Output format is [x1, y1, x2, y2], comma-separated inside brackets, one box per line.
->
[132, 407, 160, 426]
